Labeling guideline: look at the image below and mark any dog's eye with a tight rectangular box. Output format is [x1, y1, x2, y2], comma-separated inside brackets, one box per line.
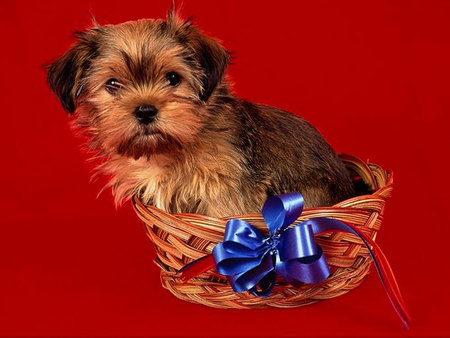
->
[166, 72, 181, 87]
[105, 78, 122, 94]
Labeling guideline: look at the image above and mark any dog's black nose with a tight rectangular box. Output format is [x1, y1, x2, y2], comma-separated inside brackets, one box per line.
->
[134, 105, 158, 124]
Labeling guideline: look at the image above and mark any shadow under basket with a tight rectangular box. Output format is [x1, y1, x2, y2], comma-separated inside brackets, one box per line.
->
[132, 154, 393, 309]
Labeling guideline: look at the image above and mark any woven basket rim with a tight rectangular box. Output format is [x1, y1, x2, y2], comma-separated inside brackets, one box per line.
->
[133, 193, 390, 219]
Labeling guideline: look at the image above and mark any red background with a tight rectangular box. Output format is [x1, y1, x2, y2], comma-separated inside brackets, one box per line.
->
[1, 0, 449, 336]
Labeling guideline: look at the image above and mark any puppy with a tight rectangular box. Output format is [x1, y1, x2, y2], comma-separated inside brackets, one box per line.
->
[47, 10, 355, 217]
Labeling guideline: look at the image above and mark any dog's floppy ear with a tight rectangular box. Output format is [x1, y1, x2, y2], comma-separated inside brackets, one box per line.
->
[190, 32, 231, 101]
[47, 30, 100, 114]
[167, 9, 231, 101]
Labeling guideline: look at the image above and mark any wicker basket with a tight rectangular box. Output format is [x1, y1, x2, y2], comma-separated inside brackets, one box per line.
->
[132, 154, 393, 309]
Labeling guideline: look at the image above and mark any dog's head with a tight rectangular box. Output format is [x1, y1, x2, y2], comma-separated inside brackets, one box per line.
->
[47, 10, 231, 159]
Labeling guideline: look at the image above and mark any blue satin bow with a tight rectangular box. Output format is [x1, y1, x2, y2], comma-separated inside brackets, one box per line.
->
[213, 192, 348, 296]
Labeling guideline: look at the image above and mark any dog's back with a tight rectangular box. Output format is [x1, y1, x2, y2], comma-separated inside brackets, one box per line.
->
[210, 96, 355, 209]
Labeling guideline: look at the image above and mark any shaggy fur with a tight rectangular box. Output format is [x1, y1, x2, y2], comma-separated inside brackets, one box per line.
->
[47, 10, 355, 217]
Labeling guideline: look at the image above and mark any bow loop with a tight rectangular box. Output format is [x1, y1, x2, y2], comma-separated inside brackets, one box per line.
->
[228, 252, 276, 295]
[278, 222, 319, 261]
[214, 219, 272, 276]
[222, 219, 267, 255]
[261, 193, 304, 234]
[276, 245, 330, 284]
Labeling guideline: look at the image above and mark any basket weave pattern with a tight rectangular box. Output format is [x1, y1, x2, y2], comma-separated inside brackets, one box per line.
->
[132, 155, 393, 308]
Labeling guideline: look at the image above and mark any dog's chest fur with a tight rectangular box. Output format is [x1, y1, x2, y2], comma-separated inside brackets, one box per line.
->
[99, 135, 261, 217]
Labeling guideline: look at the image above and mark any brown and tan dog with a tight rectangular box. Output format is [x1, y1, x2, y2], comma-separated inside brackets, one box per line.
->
[47, 10, 355, 217]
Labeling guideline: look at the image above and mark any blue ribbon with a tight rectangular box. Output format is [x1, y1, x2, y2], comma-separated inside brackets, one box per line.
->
[212, 192, 357, 297]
